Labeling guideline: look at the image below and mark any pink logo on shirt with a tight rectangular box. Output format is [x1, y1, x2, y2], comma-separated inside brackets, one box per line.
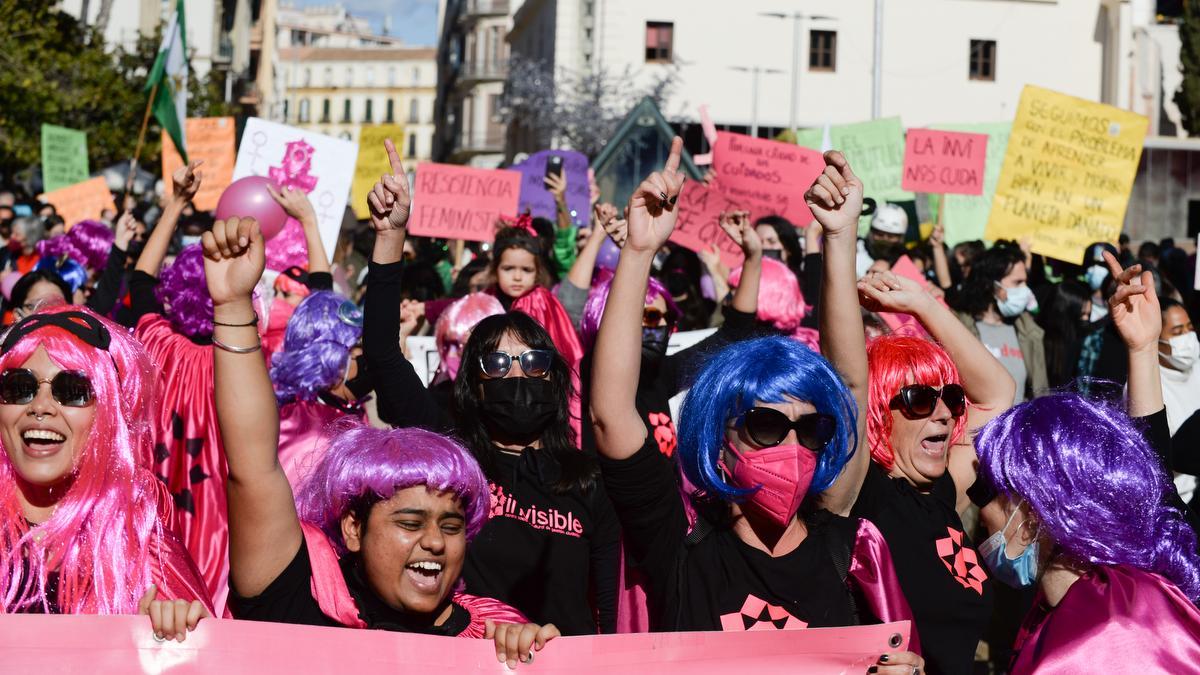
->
[719, 594, 808, 631]
[935, 526, 988, 595]
[487, 483, 584, 537]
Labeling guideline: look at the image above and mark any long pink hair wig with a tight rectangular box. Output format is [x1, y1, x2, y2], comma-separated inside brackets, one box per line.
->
[434, 293, 504, 382]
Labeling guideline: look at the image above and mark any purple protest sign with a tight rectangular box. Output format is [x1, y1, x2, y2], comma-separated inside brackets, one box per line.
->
[512, 150, 590, 224]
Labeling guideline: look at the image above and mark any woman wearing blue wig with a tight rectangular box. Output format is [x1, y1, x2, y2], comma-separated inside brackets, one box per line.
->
[591, 141, 921, 673]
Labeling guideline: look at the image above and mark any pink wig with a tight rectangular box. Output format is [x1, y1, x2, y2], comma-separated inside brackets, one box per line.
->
[728, 257, 806, 332]
[0, 306, 162, 613]
[866, 334, 969, 470]
[435, 293, 504, 382]
[273, 267, 310, 299]
[36, 220, 114, 272]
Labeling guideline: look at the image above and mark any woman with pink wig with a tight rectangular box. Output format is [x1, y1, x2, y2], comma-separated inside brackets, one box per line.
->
[429, 292, 504, 410]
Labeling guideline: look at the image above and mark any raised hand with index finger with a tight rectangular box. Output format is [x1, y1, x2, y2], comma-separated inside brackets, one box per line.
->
[367, 138, 412, 234]
[625, 136, 687, 253]
[172, 159, 204, 201]
[1103, 250, 1160, 353]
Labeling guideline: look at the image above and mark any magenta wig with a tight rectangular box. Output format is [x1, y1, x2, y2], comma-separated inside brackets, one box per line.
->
[0, 306, 162, 613]
[294, 422, 490, 554]
[976, 393, 1200, 601]
[270, 291, 363, 404]
[154, 244, 213, 338]
[36, 220, 113, 273]
[579, 269, 682, 350]
[866, 334, 969, 470]
[435, 292, 503, 382]
[728, 257, 806, 332]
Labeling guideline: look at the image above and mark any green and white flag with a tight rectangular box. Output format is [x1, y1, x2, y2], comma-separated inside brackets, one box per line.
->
[146, 0, 188, 163]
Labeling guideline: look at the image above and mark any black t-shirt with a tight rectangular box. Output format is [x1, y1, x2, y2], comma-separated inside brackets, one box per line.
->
[463, 449, 620, 636]
[228, 539, 470, 635]
[851, 463, 993, 675]
[600, 437, 864, 632]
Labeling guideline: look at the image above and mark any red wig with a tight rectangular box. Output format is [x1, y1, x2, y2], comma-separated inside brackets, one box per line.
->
[866, 334, 969, 470]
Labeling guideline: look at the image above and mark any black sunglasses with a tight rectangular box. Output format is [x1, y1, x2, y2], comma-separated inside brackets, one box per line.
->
[735, 407, 837, 450]
[0, 369, 94, 407]
[480, 350, 554, 379]
[889, 384, 967, 419]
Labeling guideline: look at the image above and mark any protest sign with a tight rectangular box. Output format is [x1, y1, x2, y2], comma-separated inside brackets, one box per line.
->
[37, 176, 116, 228]
[793, 126, 826, 152]
[351, 124, 406, 219]
[408, 163, 521, 242]
[512, 149, 590, 224]
[986, 85, 1148, 265]
[40, 124, 89, 193]
[928, 123, 1011, 247]
[406, 336, 440, 387]
[875, 256, 945, 338]
[902, 129, 988, 196]
[163, 117, 236, 212]
[0, 613, 911, 673]
[233, 118, 358, 268]
[830, 118, 911, 232]
[712, 131, 825, 226]
[671, 180, 745, 269]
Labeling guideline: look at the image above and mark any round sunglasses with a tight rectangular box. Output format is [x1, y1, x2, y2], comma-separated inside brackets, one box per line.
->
[0, 368, 94, 407]
[889, 384, 967, 419]
[480, 349, 554, 379]
[734, 407, 837, 450]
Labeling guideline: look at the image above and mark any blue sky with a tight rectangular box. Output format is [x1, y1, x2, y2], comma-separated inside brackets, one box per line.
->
[289, 0, 438, 46]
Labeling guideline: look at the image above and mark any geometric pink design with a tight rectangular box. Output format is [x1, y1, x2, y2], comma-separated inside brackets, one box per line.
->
[719, 594, 808, 631]
[935, 526, 988, 595]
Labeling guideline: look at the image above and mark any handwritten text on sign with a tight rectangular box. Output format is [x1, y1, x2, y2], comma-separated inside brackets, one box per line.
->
[37, 176, 116, 228]
[671, 181, 745, 269]
[986, 85, 1148, 265]
[40, 124, 89, 193]
[713, 132, 825, 226]
[902, 129, 988, 195]
[409, 163, 521, 242]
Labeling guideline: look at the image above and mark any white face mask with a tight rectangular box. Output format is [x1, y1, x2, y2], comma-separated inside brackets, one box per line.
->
[1161, 332, 1200, 372]
[1089, 300, 1109, 323]
[995, 283, 1033, 318]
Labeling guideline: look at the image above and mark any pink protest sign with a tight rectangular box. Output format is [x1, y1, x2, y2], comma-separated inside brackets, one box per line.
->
[712, 131, 825, 226]
[409, 163, 522, 242]
[875, 255, 948, 338]
[901, 129, 988, 195]
[0, 614, 911, 673]
[671, 181, 745, 269]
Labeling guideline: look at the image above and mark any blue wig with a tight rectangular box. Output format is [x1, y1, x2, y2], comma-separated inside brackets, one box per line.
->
[34, 256, 87, 294]
[270, 291, 363, 404]
[677, 336, 858, 501]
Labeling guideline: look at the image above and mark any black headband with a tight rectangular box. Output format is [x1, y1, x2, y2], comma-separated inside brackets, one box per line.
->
[1, 311, 112, 354]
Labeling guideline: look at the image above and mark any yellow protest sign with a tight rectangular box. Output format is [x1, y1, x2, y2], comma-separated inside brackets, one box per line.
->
[352, 124, 406, 219]
[163, 117, 236, 212]
[37, 176, 116, 228]
[985, 85, 1147, 264]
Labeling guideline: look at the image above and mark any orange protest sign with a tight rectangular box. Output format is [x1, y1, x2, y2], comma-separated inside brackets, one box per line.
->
[37, 176, 116, 228]
[163, 117, 236, 211]
[408, 163, 521, 242]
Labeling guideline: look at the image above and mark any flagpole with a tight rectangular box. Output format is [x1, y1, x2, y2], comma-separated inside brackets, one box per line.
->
[125, 78, 161, 201]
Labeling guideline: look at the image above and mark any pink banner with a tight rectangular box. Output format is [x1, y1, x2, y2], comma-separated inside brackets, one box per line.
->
[712, 132, 825, 226]
[0, 614, 911, 673]
[409, 163, 522, 242]
[672, 181, 745, 269]
[901, 129, 988, 195]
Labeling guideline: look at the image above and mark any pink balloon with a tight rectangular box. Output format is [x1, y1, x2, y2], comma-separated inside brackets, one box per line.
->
[214, 176, 290, 240]
[596, 237, 621, 271]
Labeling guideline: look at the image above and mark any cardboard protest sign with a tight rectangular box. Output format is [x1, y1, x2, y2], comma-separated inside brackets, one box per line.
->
[712, 132, 825, 226]
[830, 118, 911, 233]
[351, 124, 406, 219]
[928, 123, 1011, 247]
[408, 163, 521, 242]
[986, 86, 1148, 265]
[511, 150, 590, 224]
[163, 117, 235, 212]
[902, 129, 987, 196]
[37, 176, 116, 228]
[671, 180, 745, 268]
[234, 118, 358, 269]
[40, 124, 89, 193]
[875, 255, 945, 338]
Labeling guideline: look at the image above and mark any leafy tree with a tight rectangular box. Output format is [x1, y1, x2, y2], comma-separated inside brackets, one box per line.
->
[1176, 0, 1200, 135]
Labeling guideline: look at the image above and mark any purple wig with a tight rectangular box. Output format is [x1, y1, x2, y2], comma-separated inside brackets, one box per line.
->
[729, 257, 806, 332]
[976, 393, 1200, 600]
[154, 244, 213, 338]
[579, 269, 682, 350]
[293, 422, 490, 554]
[270, 291, 363, 404]
[36, 220, 114, 272]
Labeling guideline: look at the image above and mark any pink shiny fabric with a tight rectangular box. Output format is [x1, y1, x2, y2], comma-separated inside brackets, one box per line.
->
[300, 522, 528, 634]
[1010, 565, 1200, 674]
[848, 518, 920, 653]
[135, 315, 232, 616]
[510, 286, 585, 445]
[148, 522, 216, 615]
[277, 401, 362, 488]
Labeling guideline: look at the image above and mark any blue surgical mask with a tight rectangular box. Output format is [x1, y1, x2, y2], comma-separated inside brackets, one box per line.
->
[978, 499, 1040, 588]
[995, 283, 1032, 318]
[180, 234, 202, 248]
[1085, 265, 1108, 291]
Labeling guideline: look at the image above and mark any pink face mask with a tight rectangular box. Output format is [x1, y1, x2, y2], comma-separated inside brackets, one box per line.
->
[724, 443, 818, 527]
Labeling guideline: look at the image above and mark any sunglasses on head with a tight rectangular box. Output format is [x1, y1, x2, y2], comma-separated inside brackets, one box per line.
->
[889, 384, 967, 419]
[0, 368, 94, 407]
[643, 307, 672, 328]
[734, 407, 837, 450]
[480, 349, 554, 379]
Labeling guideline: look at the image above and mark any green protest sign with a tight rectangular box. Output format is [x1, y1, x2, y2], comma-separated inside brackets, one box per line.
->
[830, 118, 911, 233]
[929, 122, 1011, 247]
[794, 127, 824, 152]
[40, 124, 89, 192]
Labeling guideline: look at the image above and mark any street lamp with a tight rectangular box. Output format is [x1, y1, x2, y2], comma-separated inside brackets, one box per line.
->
[760, 11, 836, 134]
[730, 66, 785, 137]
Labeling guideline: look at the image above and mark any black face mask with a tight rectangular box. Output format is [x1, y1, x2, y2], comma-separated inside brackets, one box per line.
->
[641, 326, 670, 366]
[479, 376, 558, 440]
[345, 354, 374, 399]
[867, 237, 905, 261]
[762, 249, 784, 262]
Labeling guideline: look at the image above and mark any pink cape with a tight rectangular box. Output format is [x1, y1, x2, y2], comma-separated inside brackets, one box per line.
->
[146, 520, 216, 615]
[1010, 565, 1200, 674]
[277, 400, 363, 488]
[135, 315, 232, 616]
[509, 287, 585, 445]
[299, 523, 528, 636]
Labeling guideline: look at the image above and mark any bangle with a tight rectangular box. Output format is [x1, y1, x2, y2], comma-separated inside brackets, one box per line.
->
[212, 336, 262, 354]
[212, 315, 259, 328]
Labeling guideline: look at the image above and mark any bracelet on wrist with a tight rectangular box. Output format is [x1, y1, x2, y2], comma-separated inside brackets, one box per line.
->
[212, 314, 259, 328]
[212, 336, 262, 354]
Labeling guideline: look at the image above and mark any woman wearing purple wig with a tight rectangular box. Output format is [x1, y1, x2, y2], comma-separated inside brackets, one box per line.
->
[970, 252, 1200, 673]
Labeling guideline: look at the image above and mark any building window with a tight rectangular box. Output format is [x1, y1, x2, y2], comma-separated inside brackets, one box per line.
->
[320, 99, 330, 123]
[406, 133, 417, 158]
[408, 98, 419, 123]
[969, 39, 996, 81]
[283, 99, 290, 122]
[388, 67, 396, 87]
[324, 67, 333, 86]
[489, 94, 501, 120]
[365, 99, 373, 123]
[412, 67, 420, 85]
[299, 99, 311, 123]
[386, 99, 395, 123]
[345, 67, 354, 87]
[342, 99, 352, 122]
[645, 22, 673, 63]
[809, 30, 836, 71]
[304, 68, 312, 86]
[366, 67, 375, 85]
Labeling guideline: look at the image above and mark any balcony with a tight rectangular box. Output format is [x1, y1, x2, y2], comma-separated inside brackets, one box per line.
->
[458, 59, 509, 84]
[461, 0, 509, 20]
[456, 127, 506, 155]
